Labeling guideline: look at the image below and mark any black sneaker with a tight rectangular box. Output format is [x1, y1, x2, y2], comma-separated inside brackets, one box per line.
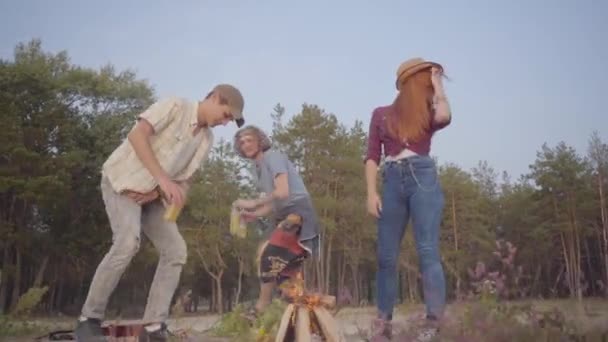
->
[138, 322, 169, 342]
[74, 317, 106, 341]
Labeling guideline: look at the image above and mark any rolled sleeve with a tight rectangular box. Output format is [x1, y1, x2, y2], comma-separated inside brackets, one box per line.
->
[138, 97, 179, 134]
[364, 108, 382, 165]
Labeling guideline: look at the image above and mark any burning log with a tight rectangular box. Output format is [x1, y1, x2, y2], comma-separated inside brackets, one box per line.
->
[274, 275, 345, 342]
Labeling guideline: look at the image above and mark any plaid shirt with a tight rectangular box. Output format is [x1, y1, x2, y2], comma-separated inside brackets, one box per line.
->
[102, 97, 214, 193]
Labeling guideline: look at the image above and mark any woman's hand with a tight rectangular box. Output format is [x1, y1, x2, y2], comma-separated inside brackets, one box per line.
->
[430, 67, 444, 92]
[367, 192, 383, 218]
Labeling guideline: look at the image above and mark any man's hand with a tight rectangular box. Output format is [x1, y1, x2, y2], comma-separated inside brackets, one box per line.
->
[233, 198, 259, 210]
[125, 190, 159, 206]
[158, 176, 186, 207]
[240, 210, 258, 223]
[128, 118, 183, 205]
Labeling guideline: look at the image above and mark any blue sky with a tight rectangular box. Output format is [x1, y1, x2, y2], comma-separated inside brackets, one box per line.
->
[1, 0, 606, 179]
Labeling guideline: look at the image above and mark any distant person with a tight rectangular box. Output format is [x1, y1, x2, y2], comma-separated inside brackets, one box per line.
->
[232, 125, 320, 320]
[75, 85, 245, 342]
[364, 58, 452, 341]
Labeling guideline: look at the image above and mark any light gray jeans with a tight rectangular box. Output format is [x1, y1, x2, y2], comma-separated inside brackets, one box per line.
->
[81, 176, 187, 323]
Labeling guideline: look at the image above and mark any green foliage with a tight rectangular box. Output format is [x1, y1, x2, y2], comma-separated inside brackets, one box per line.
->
[212, 300, 286, 341]
[0, 316, 47, 337]
[0, 286, 49, 336]
[10, 286, 48, 318]
[212, 305, 252, 339]
[1, 38, 608, 329]
[0, 38, 154, 314]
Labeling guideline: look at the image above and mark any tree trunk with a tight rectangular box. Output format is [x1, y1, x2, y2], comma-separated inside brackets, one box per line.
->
[214, 270, 224, 314]
[235, 258, 244, 305]
[560, 233, 574, 297]
[210, 278, 215, 312]
[47, 280, 56, 313]
[570, 195, 582, 301]
[226, 288, 232, 312]
[33, 255, 50, 288]
[583, 237, 594, 294]
[10, 247, 22, 310]
[349, 263, 360, 305]
[597, 170, 608, 295]
[337, 254, 345, 296]
[193, 293, 199, 313]
[531, 264, 542, 297]
[555, 192, 581, 299]
[316, 248, 323, 292]
[0, 244, 11, 314]
[552, 265, 565, 295]
[450, 191, 461, 299]
[55, 273, 64, 313]
[324, 235, 333, 294]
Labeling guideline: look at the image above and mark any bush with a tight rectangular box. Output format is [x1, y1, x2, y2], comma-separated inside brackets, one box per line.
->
[0, 286, 49, 336]
[11, 286, 49, 318]
[212, 299, 286, 341]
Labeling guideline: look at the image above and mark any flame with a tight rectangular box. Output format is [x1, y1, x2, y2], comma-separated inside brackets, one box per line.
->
[276, 272, 336, 339]
[279, 272, 329, 310]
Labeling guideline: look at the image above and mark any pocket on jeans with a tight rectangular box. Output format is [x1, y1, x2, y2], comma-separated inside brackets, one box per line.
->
[411, 166, 439, 192]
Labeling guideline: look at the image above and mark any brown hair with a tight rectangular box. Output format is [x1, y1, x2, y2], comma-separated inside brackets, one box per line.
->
[233, 125, 272, 158]
[387, 68, 434, 143]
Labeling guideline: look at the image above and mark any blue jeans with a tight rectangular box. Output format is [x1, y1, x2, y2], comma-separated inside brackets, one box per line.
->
[376, 155, 446, 320]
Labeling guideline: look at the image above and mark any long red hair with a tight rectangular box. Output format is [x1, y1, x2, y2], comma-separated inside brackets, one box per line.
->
[388, 68, 434, 143]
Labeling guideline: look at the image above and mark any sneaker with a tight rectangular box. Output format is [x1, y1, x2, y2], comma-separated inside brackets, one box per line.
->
[370, 318, 392, 342]
[74, 317, 106, 341]
[413, 316, 440, 342]
[138, 323, 169, 342]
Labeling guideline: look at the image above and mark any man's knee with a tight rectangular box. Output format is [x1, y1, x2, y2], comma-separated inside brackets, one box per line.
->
[168, 236, 187, 265]
[109, 235, 140, 267]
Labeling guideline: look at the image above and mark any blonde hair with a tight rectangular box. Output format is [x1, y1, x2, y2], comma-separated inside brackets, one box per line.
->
[233, 125, 272, 158]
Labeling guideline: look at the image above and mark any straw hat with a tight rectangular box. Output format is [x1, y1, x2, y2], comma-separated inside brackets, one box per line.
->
[395, 57, 443, 90]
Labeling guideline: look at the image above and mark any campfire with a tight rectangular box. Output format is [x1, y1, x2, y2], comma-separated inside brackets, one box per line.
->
[274, 273, 345, 342]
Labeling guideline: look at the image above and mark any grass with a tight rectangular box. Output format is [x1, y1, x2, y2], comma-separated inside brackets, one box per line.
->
[1, 298, 607, 341]
[391, 298, 608, 342]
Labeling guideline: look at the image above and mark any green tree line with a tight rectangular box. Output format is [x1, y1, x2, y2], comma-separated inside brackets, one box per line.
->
[1, 40, 607, 317]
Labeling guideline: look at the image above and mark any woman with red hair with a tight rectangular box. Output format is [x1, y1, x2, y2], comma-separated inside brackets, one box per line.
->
[365, 58, 452, 341]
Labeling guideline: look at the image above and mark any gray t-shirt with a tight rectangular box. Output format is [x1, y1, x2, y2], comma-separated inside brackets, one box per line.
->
[254, 149, 320, 255]
[255, 150, 308, 211]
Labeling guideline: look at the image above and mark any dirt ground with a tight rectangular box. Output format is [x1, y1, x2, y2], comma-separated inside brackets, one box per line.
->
[5, 299, 608, 341]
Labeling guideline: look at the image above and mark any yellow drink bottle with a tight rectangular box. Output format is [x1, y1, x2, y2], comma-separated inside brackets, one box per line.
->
[230, 207, 247, 238]
[163, 204, 183, 222]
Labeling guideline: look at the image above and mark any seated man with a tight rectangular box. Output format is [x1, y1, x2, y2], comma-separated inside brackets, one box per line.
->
[232, 125, 320, 318]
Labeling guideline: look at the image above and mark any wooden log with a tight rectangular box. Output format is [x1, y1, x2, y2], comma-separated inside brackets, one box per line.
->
[313, 307, 346, 342]
[275, 303, 295, 342]
[319, 294, 336, 309]
[103, 321, 144, 342]
[295, 307, 312, 342]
